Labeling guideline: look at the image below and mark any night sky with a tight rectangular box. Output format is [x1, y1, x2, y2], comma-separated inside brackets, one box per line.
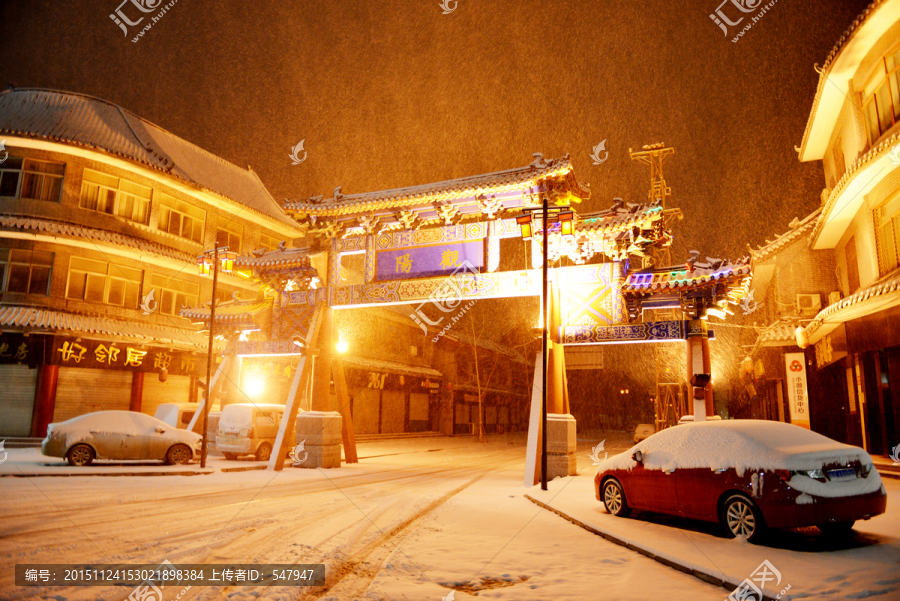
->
[0, 0, 872, 261]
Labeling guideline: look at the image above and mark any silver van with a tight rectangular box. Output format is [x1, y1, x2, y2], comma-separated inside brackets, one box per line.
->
[217, 403, 291, 461]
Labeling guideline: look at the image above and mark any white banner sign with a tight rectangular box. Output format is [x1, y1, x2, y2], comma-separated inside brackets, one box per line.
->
[784, 352, 810, 429]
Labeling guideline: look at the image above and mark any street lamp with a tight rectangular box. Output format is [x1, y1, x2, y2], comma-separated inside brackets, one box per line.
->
[196, 245, 236, 468]
[516, 204, 573, 491]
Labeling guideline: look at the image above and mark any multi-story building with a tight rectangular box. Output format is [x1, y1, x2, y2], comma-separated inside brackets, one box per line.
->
[794, 0, 900, 456]
[0, 88, 304, 438]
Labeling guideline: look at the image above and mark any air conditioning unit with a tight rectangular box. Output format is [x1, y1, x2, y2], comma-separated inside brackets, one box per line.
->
[828, 291, 841, 306]
[796, 294, 822, 316]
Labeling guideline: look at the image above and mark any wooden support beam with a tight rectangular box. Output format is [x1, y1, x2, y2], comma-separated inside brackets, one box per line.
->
[333, 355, 358, 463]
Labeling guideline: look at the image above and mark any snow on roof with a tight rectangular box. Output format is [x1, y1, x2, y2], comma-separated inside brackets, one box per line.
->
[0, 88, 299, 229]
[597, 420, 873, 478]
[748, 208, 822, 261]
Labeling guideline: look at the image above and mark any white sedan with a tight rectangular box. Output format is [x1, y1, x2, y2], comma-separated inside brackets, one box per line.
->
[41, 411, 202, 466]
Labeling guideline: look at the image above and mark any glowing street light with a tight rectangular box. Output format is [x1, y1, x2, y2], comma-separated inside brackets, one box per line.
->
[335, 338, 349, 354]
[196, 245, 234, 468]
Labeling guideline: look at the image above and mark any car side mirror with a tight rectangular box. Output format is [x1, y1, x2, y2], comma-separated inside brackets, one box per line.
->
[632, 450, 643, 464]
[155, 427, 165, 434]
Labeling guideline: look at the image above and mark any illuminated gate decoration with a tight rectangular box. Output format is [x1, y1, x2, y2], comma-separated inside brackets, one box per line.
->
[182, 150, 753, 475]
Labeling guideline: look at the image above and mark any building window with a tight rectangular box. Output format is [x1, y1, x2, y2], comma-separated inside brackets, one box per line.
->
[845, 236, 860, 294]
[259, 232, 280, 251]
[149, 274, 199, 316]
[158, 194, 205, 243]
[874, 192, 900, 276]
[863, 44, 900, 146]
[831, 135, 846, 185]
[65, 257, 142, 308]
[80, 169, 151, 225]
[216, 221, 242, 253]
[0, 248, 53, 295]
[0, 157, 65, 202]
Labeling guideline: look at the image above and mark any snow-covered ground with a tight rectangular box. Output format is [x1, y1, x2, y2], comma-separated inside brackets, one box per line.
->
[0, 433, 895, 600]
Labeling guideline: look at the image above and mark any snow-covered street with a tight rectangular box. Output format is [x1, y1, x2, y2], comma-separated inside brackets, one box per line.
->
[1, 434, 897, 600]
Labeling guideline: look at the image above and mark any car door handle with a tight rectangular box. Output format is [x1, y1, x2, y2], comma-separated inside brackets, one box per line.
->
[663, 469, 676, 474]
[712, 468, 727, 473]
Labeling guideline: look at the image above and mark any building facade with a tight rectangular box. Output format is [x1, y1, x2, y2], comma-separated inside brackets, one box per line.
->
[0, 88, 304, 437]
[793, 0, 900, 456]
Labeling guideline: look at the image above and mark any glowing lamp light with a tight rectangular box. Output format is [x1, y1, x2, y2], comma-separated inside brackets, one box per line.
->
[336, 338, 349, 354]
[516, 214, 534, 241]
[197, 255, 214, 277]
[244, 376, 264, 398]
[558, 210, 575, 237]
[219, 251, 238, 274]
[705, 307, 727, 319]
[795, 326, 809, 349]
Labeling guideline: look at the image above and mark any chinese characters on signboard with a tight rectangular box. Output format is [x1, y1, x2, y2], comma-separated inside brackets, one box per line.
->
[784, 352, 811, 429]
[375, 241, 484, 281]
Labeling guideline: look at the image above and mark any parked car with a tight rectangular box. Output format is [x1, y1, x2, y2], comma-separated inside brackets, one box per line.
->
[41, 411, 201, 466]
[217, 403, 292, 461]
[594, 420, 886, 541]
[154, 403, 201, 429]
[634, 424, 655, 443]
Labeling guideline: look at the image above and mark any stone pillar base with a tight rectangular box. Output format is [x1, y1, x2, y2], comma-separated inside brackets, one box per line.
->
[546, 413, 577, 479]
[295, 410, 343, 469]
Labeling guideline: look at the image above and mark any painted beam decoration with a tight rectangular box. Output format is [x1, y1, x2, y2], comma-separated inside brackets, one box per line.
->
[561, 320, 684, 344]
[557, 262, 628, 329]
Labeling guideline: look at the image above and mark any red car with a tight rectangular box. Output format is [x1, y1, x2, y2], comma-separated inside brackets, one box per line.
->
[594, 420, 887, 541]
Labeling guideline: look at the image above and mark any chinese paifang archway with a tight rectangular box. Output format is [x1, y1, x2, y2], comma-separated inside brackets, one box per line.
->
[183, 149, 752, 480]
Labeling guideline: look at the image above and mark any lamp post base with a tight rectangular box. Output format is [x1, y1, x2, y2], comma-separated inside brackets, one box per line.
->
[295, 411, 343, 468]
[546, 413, 577, 479]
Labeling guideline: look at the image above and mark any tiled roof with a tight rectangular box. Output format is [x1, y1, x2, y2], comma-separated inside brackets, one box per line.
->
[803, 270, 900, 340]
[340, 355, 443, 379]
[180, 299, 272, 328]
[749, 317, 804, 357]
[0, 88, 298, 229]
[0, 306, 211, 351]
[0, 216, 195, 264]
[576, 200, 664, 236]
[622, 258, 751, 294]
[237, 247, 315, 270]
[798, 0, 890, 159]
[748, 208, 822, 261]
[283, 154, 589, 217]
[809, 129, 900, 246]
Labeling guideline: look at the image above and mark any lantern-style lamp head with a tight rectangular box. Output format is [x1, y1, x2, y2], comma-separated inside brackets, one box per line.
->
[197, 255, 213, 277]
[558, 210, 574, 237]
[219, 250, 237, 274]
[516, 214, 534, 241]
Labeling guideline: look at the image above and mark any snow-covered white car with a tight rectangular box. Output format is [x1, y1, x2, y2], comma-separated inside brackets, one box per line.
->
[595, 420, 886, 541]
[41, 411, 202, 466]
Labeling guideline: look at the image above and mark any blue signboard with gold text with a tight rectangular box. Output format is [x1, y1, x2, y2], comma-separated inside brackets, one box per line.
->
[375, 241, 484, 281]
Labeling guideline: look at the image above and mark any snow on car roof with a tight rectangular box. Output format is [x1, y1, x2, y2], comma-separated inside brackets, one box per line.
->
[597, 420, 873, 477]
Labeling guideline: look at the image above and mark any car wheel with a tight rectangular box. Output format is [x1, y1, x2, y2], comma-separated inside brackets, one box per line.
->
[66, 444, 95, 467]
[166, 444, 192, 465]
[819, 521, 855, 536]
[722, 494, 764, 541]
[602, 478, 631, 517]
[223, 452, 239, 460]
[255, 443, 272, 462]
